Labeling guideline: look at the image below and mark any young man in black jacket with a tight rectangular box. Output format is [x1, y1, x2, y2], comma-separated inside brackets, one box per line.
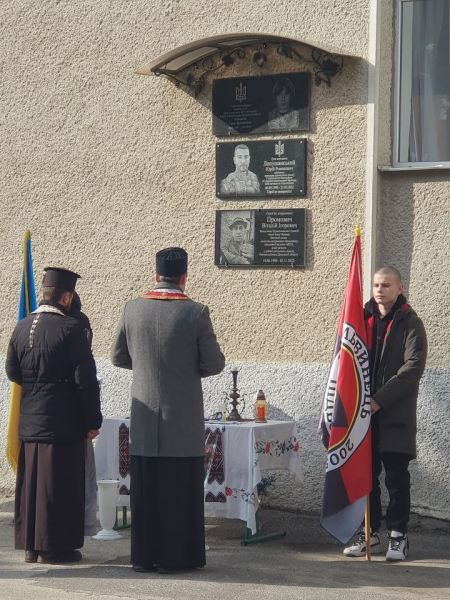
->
[5, 267, 102, 564]
[344, 267, 427, 561]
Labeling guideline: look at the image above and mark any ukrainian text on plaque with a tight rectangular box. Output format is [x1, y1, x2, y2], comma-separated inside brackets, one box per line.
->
[215, 209, 306, 267]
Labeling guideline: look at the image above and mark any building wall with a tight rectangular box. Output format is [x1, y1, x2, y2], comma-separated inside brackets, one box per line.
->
[1, 1, 449, 522]
[374, 0, 450, 520]
[0, 0, 370, 363]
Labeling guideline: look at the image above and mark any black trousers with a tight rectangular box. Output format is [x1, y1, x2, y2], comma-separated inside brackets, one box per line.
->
[370, 422, 411, 534]
[130, 456, 206, 569]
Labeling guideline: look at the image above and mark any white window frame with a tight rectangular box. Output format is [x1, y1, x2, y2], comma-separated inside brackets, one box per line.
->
[393, 0, 450, 168]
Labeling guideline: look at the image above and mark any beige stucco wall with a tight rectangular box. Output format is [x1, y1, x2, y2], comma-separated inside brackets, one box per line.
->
[1, 1, 450, 521]
[0, 0, 370, 365]
[377, 0, 395, 167]
[377, 173, 450, 368]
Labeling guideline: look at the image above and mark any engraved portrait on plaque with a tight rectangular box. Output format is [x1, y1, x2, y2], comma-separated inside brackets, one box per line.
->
[216, 139, 306, 198]
[215, 209, 305, 267]
[217, 210, 255, 266]
[218, 143, 261, 197]
[213, 72, 310, 136]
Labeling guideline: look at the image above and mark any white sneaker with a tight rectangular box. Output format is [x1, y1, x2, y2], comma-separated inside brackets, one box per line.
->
[343, 531, 382, 557]
[386, 533, 409, 561]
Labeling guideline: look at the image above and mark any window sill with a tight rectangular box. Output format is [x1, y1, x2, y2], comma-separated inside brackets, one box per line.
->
[379, 165, 450, 172]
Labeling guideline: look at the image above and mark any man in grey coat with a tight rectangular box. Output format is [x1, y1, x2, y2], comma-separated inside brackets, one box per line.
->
[111, 247, 225, 574]
[344, 267, 427, 562]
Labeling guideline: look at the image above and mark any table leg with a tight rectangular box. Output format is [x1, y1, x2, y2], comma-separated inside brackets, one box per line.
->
[114, 506, 131, 531]
[241, 510, 287, 546]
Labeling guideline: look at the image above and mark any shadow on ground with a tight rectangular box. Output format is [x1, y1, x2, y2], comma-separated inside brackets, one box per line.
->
[1, 497, 450, 593]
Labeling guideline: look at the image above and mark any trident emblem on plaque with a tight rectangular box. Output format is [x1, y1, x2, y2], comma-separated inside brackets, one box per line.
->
[235, 82, 246, 103]
[275, 141, 284, 157]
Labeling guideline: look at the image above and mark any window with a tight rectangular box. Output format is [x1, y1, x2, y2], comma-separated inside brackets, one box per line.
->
[394, 0, 450, 166]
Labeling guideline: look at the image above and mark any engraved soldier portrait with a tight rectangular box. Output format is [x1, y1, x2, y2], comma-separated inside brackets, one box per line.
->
[220, 212, 255, 265]
[220, 145, 261, 197]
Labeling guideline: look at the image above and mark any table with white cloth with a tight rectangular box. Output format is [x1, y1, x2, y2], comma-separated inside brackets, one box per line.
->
[94, 417, 302, 537]
[94, 417, 132, 508]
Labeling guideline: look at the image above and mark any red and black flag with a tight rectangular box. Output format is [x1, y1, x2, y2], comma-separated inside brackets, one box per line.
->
[318, 226, 372, 543]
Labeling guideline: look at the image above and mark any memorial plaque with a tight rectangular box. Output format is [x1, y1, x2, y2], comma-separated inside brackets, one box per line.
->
[212, 72, 309, 136]
[215, 209, 305, 268]
[216, 139, 306, 198]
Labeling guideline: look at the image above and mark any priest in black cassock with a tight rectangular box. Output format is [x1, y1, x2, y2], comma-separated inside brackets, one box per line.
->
[5, 267, 102, 564]
[111, 248, 225, 574]
[69, 291, 98, 537]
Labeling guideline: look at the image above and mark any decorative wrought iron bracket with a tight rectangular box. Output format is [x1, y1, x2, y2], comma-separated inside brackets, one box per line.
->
[153, 42, 344, 97]
[311, 48, 344, 87]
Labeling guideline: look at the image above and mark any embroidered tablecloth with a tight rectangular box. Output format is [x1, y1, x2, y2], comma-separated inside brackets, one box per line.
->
[94, 417, 131, 507]
[204, 420, 302, 534]
[95, 418, 302, 533]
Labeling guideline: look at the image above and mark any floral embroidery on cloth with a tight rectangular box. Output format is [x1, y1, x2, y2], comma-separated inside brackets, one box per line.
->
[225, 487, 255, 506]
[254, 436, 299, 457]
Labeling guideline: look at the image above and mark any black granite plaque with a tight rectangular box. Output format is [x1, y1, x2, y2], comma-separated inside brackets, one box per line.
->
[213, 72, 310, 136]
[216, 139, 306, 198]
[215, 209, 305, 267]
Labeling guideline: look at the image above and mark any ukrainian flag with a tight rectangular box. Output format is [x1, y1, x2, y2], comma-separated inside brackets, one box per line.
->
[6, 231, 37, 472]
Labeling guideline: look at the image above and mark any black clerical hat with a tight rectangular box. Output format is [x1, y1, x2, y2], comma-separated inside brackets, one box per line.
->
[43, 267, 81, 293]
[156, 247, 188, 277]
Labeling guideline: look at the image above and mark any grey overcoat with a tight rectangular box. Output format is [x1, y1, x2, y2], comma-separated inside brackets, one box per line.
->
[110, 282, 225, 457]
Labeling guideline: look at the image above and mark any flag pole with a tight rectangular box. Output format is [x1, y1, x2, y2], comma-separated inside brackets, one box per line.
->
[365, 495, 371, 561]
[362, 220, 371, 562]
[6, 231, 37, 473]
[358, 222, 371, 562]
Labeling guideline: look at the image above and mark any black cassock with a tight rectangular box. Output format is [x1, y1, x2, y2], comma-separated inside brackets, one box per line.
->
[130, 456, 206, 569]
[15, 441, 85, 552]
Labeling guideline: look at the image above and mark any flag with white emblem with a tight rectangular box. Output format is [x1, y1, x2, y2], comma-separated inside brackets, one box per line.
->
[318, 226, 372, 543]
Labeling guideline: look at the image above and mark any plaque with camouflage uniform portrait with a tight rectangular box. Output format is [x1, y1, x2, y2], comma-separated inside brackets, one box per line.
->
[216, 139, 306, 198]
[215, 209, 305, 267]
[213, 72, 309, 136]
[216, 211, 255, 266]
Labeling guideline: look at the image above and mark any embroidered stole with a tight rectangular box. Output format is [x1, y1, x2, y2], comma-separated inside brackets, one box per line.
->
[142, 288, 190, 301]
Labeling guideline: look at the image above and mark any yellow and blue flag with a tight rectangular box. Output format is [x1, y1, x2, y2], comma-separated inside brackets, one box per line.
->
[6, 231, 37, 472]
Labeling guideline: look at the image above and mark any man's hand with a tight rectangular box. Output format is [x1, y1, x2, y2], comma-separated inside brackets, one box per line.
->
[370, 398, 381, 414]
[87, 429, 100, 440]
[242, 243, 254, 261]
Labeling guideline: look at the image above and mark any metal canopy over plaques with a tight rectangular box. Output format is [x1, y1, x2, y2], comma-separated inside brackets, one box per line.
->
[215, 209, 306, 268]
[136, 33, 359, 96]
[136, 33, 357, 76]
[216, 139, 306, 198]
[213, 72, 309, 136]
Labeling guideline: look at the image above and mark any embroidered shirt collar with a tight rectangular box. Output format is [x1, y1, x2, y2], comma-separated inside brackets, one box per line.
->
[142, 281, 190, 300]
[32, 304, 67, 317]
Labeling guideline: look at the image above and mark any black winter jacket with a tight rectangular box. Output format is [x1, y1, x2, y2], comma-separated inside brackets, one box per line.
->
[5, 302, 102, 443]
[69, 292, 93, 348]
[365, 298, 427, 457]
